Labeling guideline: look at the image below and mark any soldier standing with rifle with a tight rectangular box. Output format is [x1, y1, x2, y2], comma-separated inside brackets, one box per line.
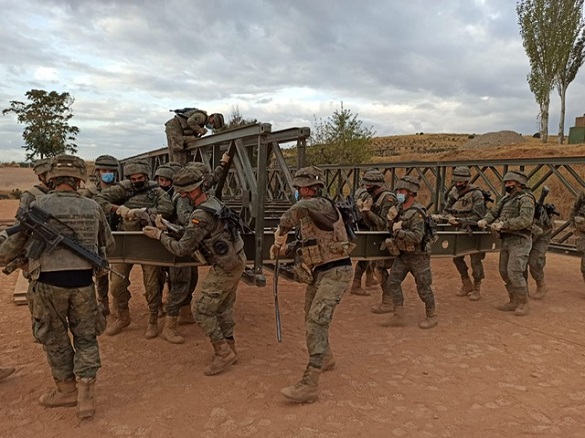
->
[0, 155, 114, 419]
[478, 171, 535, 316]
[350, 186, 377, 296]
[270, 166, 354, 403]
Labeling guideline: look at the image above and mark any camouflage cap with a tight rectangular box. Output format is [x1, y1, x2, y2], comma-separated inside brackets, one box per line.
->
[123, 159, 150, 177]
[32, 158, 52, 176]
[94, 155, 119, 170]
[293, 166, 325, 188]
[47, 154, 87, 182]
[184, 161, 211, 176]
[503, 170, 528, 186]
[361, 169, 386, 187]
[452, 166, 471, 182]
[210, 113, 225, 129]
[154, 164, 174, 180]
[173, 168, 205, 192]
[395, 175, 420, 194]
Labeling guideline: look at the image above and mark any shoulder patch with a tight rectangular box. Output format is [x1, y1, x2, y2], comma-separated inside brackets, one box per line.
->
[191, 218, 200, 224]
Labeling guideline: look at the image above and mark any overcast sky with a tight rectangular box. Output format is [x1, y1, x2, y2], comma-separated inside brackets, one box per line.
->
[0, 0, 583, 162]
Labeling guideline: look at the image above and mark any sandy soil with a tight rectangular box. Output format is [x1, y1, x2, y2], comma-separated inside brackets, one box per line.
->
[1, 200, 585, 438]
[0, 168, 38, 192]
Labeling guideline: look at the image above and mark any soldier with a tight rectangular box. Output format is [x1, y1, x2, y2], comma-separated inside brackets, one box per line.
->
[165, 108, 225, 165]
[439, 166, 487, 300]
[478, 170, 535, 316]
[383, 175, 437, 329]
[79, 154, 120, 316]
[270, 166, 354, 403]
[154, 164, 175, 196]
[17, 158, 52, 216]
[350, 187, 378, 296]
[356, 170, 398, 312]
[142, 167, 246, 375]
[570, 191, 585, 289]
[0, 154, 114, 419]
[95, 159, 174, 338]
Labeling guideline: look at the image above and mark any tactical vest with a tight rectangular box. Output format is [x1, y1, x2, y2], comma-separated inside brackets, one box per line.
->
[298, 200, 354, 269]
[447, 184, 482, 216]
[196, 197, 244, 270]
[372, 190, 396, 214]
[24, 185, 49, 198]
[393, 203, 429, 254]
[496, 191, 534, 236]
[118, 180, 161, 231]
[176, 110, 207, 136]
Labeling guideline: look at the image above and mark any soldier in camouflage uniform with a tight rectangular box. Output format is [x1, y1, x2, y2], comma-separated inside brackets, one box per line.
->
[569, 191, 585, 288]
[165, 109, 225, 165]
[356, 170, 398, 313]
[271, 166, 354, 403]
[143, 167, 246, 375]
[478, 171, 535, 316]
[438, 166, 487, 300]
[0, 155, 114, 419]
[95, 159, 174, 338]
[383, 176, 438, 329]
[351, 187, 377, 295]
[79, 154, 120, 316]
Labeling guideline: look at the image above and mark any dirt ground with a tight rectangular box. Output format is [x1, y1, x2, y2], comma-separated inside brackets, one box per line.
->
[2, 200, 585, 438]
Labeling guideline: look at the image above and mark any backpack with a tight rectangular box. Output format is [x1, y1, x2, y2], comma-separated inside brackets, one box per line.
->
[411, 206, 438, 247]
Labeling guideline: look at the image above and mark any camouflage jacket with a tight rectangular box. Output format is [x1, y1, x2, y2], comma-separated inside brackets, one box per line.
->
[391, 201, 428, 254]
[483, 189, 535, 236]
[17, 184, 50, 217]
[443, 184, 486, 221]
[363, 189, 397, 231]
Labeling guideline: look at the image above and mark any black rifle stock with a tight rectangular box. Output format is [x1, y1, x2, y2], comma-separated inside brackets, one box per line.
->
[273, 252, 283, 342]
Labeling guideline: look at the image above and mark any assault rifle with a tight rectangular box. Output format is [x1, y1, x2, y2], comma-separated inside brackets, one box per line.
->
[335, 196, 360, 240]
[273, 252, 283, 343]
[432, 214, 479, 235]
[6, 205, 124, 279]
[535, 186, 550, 221]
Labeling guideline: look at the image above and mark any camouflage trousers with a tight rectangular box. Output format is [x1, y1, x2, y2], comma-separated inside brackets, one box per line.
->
[31, 281, 102, 380]
[353, 260, 372, 281]
[526, 231, 551, 283]
[499, 234, 531, 295]
[452, 253, 485, 282]
[192, 251, 246, 342]
[387, 253, 435, 309]
[305, 263, 353, 369]
[95, 273, 109, 302]
[167, 266, 198, 316]
[110, 263, 162, 314]
[166, 126, 191, 166]
[371, 259, 395, 304]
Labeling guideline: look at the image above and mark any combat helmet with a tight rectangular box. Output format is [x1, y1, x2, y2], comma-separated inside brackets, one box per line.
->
[32, 158, 52, 176]
[154, 164, 175, 181]
[123, 159, 151, 177]
[46, 154, 87, 182]
[452, 166, 471, 182]
[361, 169, 386, 187]
[395, 175, 420, 194]
[503, 170, 528, 186]
[173, 168, 206, 192]
[293, 166, 325, 188]
[184, 161, 212, 177]
[166, 161, 183, 174]
[94, 155, 119, 171]
[210, 113, 225, 129]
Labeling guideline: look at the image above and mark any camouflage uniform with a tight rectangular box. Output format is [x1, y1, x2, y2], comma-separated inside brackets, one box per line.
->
[0, 155, 115, 419]
[570, 191, 585, 284]
[165, 109, 225, 165]
[95, 159, 174, 338]
[481, 171, 534, 315]
[352, 187, 376, 292]
[274, 166, 354, 403]
[442, 166, 487, 300]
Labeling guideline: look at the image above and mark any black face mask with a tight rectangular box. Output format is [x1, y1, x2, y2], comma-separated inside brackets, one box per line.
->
[366, 186, 377, 195]
[505, 185, 514, 193]
[132, 181, 146, 190]
[161, 185, 173, 193]
[456, 183, 467, 192]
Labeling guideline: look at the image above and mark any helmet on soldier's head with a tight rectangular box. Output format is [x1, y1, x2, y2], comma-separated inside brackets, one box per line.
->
[395, 175, 420, 194]
[32, 158, 52, 176]
[503, 170, 528, 186]
[154, 164, 175, 181]
[293, 166, 325, 189]
[361, 169, 386, 187]
[452, 166, 471, 182]
[184, 161, 211, 176]
[173, 168, 206, 192]
[47, 154, 87, 182]
[166, 161, 183, 174]
[210, 113, 225, 129]
[123, 159, 150, 178]
[94, 155, 119, 170]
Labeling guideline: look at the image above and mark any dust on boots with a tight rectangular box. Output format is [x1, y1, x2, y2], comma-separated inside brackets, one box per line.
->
[105, 308, 131, 336]
[39, 378, 78, 408]
[281, 365, 321, 403]
[204, 340, 237, 376]
[457, 277, 474, 297]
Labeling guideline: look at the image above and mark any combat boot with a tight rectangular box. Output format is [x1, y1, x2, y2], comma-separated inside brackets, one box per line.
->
[144, 312, 159, 339]
[39, 378, 77, 408]
[371, 301, 394, 314]
[105, 308, 131, 336]
[419, 307, 438, 329]
[468, 281, 481, 301]
[161, 316, 184, 344]
[0, 366, 15, 380]
[178, 305, 196, 325]
[532, 281, 548, 300]
[281, 365, 321, 403]
[203, 340, 237, 376]
[76, 377, 96, 419]
[457, 277, 474, 296]
[382, 305, 406, 327]
[226, 338, 238, 364]
[365, 272, 378, 288]
[350, 279, 370, 296]
[321, 347, 336, 372]
[514, 294, 530, 316]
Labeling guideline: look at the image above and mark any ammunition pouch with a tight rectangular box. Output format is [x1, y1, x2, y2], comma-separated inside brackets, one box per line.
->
[297, 239, 322, 268]
[382, 238, 401, 256]
[395, 238, 417, 253]
[293, 263, 314, 284]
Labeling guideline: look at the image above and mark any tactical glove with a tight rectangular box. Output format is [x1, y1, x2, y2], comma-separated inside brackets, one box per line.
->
[142, 226, 162, 240]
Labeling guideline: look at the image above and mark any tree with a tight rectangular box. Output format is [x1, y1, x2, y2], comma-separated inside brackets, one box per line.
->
[554, 0, 585, 144]
[307, 102, 375, 165]
[217, 105, 258, 131]
[517, 0, 567, 142]
[2, 89, 79, 161]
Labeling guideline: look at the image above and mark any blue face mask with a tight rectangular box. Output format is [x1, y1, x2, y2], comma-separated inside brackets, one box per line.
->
[101, 172, 115, 184]
[396, 193, 406, 204]
[294, 190, 300, 201]
[205, 123, 213, 130]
